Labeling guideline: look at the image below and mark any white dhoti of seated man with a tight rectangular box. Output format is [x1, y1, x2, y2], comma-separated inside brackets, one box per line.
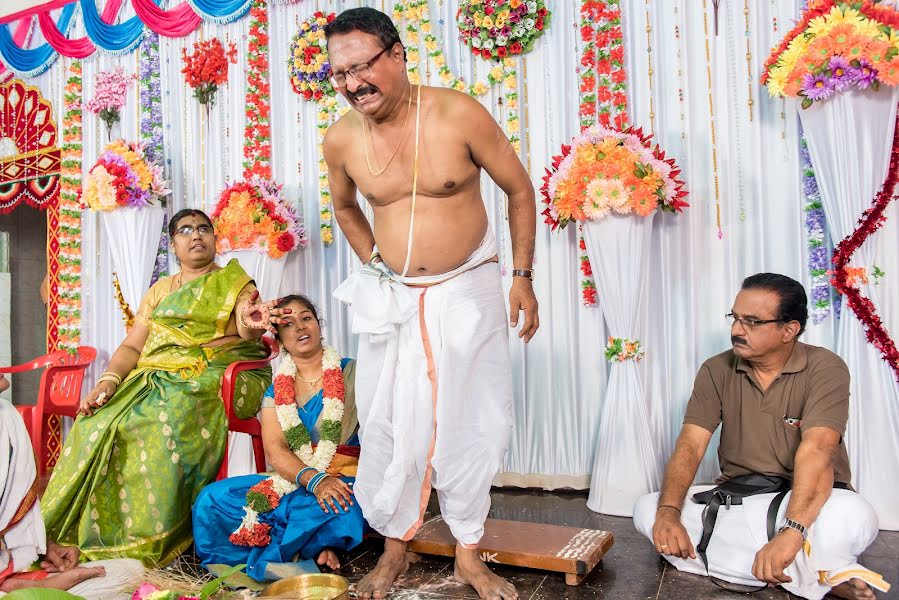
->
[633, 274, 890, 600]
[0, 374, 144, 599]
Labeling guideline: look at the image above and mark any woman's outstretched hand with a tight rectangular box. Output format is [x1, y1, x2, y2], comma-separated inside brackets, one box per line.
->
[240, 291, 292, 335]
[78, 380, 116, 416]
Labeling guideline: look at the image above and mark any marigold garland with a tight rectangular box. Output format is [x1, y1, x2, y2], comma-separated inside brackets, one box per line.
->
[243, 0, 272, 180]
[830, 112, 899, 381]
[230, 347, 345, 547]
[58, 60, 83, 351]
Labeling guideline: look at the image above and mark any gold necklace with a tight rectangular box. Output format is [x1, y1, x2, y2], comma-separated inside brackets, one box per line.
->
[362, 86, 415, 177]
[297, 372, 323, 386]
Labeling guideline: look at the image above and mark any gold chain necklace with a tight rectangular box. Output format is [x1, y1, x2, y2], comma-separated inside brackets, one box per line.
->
[362, 86, 415, 177]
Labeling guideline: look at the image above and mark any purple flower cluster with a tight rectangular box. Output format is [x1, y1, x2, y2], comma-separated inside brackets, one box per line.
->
[801, 57, 878, 102]
[801, 134, 835, 324]
[139, 32, 164, 166]
[150, 214, 169, 286]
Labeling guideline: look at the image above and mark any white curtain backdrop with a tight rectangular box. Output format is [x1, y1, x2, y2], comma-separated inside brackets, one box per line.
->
[19, 0, 899, 527]
[583, 214, 659, 516]
[800, 88, 899, 530]
[99, 205, 165, 317]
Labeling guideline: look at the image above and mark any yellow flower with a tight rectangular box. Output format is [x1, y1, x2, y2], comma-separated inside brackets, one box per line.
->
[474, 14, 482, 27]
[512, 140, 521, 153]
[766, 72, 787, 98]
[510, 0, 521, 7]
[407, 32, 420, 44]
[454, 81, 466, 91]
[320, 210, 332, 222]
[440, 71, 453, 82]
[408, 51, 420, 63]
[321, 228, 334, 244]
[853, 18, 886, 41]
[410, 73, 421, 84]
[829, 6, 864, 28]
[425, 38, 437, 52]
[473, 82, 489, 95]
[495, 17, 507, 29]
[507, 118, 520, 133]
[505, 76, 517, 89]
[506, 97, 518, 110]
[482, 16, 494, 28]
[421, 22, 432, 33]
[500, 10, 511, 20]
[807, 14, 836, 38]
[777, 37, 808, 76]
[490, 66, 504, 81]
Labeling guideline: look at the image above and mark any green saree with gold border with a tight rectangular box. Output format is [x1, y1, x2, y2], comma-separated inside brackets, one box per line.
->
[42, 260, 271, 566]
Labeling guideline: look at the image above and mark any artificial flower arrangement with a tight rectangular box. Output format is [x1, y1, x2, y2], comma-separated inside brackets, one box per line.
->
[540, 126, 688, 230]
[181, 38, 238, 108]
[81, 140, 170, 211]
[84, 67, 134, 137]
[288, 11, 337, 102]
[212, 177, 307, 260]
[457, 0, 551, 61]
[762, 0, 899, 106]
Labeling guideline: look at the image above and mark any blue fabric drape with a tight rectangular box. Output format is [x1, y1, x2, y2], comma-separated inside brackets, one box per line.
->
[186, 0, 252, 24]
[79, 0, 146, 54]
[0, 5, 75, 77]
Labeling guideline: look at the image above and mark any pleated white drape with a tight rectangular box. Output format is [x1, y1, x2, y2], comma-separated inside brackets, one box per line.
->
[583, 214, 659, 516]
[19, 0, 899, 528]
[800, 88, 899, 530]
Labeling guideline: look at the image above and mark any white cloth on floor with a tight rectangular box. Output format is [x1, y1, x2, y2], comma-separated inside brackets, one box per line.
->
[334, 231, 512, 546]
[633, 486, 890, 599]
[0, 399, 145, 598]
[0, 398, 46, 576]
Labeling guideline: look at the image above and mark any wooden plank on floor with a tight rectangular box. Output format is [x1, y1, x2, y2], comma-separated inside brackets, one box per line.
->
[407, 516, 614, 585]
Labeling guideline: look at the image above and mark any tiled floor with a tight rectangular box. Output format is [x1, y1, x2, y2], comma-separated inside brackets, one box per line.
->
[331, 488, 899, 599]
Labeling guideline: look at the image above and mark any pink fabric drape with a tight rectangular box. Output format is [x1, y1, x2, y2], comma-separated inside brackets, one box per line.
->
[37, 0, 123, 59]
[0, 19, 33, 80]
[131, 0, 201, 37]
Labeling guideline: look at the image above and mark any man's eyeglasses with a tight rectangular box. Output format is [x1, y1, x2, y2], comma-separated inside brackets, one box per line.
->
[174, 225, 214, 237]
[329, 46, 391, 88]
[725, 312, 782, 329]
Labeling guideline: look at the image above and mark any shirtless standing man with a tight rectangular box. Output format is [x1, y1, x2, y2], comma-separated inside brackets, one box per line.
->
[323, 8, 538, 600]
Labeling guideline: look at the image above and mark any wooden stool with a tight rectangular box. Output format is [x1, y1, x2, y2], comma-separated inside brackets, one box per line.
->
[408, 516, 614, 586]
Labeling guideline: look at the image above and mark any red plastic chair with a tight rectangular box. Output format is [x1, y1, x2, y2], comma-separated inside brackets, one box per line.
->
[217, 336, 279, 480]
[0, 346, 97, 475]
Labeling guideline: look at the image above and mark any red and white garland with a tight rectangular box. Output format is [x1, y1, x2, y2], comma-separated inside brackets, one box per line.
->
[229, 346, 345, 547]
[830, 113, 899, 381]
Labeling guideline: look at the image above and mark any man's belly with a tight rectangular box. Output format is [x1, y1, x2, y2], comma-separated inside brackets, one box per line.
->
[375, 217, 489, 277]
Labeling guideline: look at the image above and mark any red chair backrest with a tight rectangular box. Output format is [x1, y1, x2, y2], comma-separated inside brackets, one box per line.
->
[42, 346, 97, 412]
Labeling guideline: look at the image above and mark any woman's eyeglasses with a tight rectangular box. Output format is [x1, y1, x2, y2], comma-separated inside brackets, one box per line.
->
[174, 225, 213, 237]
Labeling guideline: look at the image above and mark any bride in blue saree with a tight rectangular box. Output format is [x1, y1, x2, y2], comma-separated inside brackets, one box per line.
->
[192, 295, 364, 582]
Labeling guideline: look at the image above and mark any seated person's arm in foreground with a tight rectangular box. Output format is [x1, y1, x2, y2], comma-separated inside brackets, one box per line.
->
[234, 283, 265, 341]
[260, 403, 354, 514]
[79, 307, 151, 416]
[752, 358, 849, 585]
[653, 424, 713, 559]
[323, 123, 375, 263]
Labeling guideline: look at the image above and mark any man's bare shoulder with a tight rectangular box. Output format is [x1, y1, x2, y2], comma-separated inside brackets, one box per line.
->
[428, 85, 489, 119]
[323, 110, 360, 156]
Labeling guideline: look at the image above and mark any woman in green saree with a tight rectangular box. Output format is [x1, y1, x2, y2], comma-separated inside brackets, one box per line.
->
[42, 209, 285, 567]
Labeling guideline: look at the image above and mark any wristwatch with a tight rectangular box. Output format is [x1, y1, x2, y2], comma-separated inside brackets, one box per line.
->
[778, 518, 808, 541]
[511, 269, 533, 280]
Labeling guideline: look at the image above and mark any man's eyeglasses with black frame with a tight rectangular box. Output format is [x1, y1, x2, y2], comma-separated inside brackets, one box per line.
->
[329, 46, 391, 89]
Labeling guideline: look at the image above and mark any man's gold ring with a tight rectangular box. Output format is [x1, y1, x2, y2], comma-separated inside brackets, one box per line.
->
[660, 544, 669, 549]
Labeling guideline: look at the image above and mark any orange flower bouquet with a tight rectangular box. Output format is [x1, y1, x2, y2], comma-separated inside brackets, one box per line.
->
[540, 126, 688, 230]
[212, 178, 306, 260]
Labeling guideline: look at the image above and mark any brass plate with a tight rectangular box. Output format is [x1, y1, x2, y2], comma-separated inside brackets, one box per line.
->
[260, 573, 349, 600]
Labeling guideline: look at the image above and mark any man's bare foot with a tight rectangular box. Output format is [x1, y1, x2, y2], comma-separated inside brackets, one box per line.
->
[454, 545, 518, 600]
[356, 537, 409, 599]
[0, 566, 106, 592]
[829, 578, 875, 600]
[316, 549, 340, 571]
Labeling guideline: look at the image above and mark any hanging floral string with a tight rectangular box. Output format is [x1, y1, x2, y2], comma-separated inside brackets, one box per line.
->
[243, 0, 272, 180]
[830, 113, 899, 381]
[576, 0, 630, 307]
[288, 11, 340, 245]
[139, 32, 163, 165]
[394, 0, 491, 96]
[59, 60, 83, 351]
[800, 134, 835, 324]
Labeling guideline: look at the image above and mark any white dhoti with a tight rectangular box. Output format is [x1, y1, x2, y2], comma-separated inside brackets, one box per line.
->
[633, 487, 890, 599]
[1, 399, 144, 599]
[334, 231, 513, 547]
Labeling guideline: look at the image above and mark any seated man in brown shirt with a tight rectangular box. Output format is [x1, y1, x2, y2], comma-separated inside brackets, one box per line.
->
[633, 273, 888, 600]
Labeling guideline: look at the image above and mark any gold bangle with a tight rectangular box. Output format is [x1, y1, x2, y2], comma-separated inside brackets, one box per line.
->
[98, 376, 120, 387]
[99, 371, 122, 385]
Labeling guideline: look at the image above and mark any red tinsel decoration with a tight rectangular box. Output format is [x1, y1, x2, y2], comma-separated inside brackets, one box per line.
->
[830, 112, 899, 381]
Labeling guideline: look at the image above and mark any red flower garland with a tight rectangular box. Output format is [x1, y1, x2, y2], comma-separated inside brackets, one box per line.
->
[830, 112, 899, 381]
[243, 0, 272, 180]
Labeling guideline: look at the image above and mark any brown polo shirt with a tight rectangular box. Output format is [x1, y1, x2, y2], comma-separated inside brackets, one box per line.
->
[684, 341, 852, 486]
